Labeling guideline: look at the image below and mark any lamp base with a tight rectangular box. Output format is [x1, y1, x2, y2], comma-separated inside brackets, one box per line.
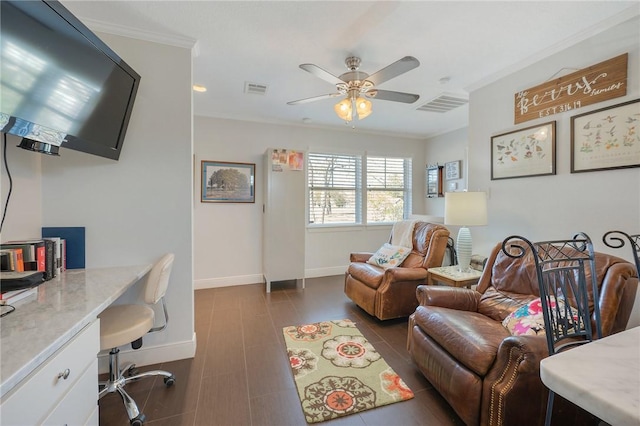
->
[456, 226, 472, 272]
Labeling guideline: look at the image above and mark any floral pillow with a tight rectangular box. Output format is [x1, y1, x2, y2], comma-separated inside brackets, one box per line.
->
[502, 297, 581, 336]
[366, 243, 411, 269]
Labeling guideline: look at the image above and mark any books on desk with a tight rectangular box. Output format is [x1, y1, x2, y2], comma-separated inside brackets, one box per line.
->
[42, 227, 85, 270]
[0, 248, 25, 272]
[1, 241, 45, 275]
[1, 228, 85, 281]
[0, 271, 44, 304]
[0, 286, 38, 306]
[2, 238, 63, 280]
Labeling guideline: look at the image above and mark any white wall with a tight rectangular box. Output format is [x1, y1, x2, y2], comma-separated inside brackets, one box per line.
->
[1, 33, 196, 366]
[427, 15, 640, 327]
[469, 15, 640, 257]
[423, 126, 468, 211]
[0, 140, 42, 242]
[193, 118, 427, 287]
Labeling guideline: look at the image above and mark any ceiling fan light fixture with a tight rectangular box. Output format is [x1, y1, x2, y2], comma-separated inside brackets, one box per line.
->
[356, 97, 372, 120]
[334, 98, 353, 121]
[334, 96, 372, 122]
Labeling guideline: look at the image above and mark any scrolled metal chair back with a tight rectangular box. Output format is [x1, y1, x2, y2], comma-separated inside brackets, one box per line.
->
[501, 233, 602, 356]
[603, 230, 640, 277]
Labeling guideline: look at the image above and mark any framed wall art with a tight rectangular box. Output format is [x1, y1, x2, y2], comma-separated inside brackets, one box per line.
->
[201, 160, 255, 203]
[491, 121, 556, 180]
[445, 160, 461, 180]
[571, 98, 640, 173]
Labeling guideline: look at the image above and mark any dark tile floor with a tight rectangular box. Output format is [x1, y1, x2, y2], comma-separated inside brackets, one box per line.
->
[98, 275, 465, 426]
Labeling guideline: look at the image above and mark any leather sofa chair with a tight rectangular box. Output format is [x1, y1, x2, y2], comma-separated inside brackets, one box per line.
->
[407, 241, 638, 426]
[344, 221, 450, 320]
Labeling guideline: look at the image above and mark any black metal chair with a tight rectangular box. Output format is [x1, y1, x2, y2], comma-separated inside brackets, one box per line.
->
[501, 232, 602, 426]
[603, 230, 640, 276]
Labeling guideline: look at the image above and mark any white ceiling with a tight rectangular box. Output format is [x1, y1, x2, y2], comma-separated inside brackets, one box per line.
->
[64, 1, 639, 139]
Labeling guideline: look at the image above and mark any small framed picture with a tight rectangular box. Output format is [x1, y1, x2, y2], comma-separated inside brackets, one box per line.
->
[201, 161, 255, 203]
[444, 160, 461, 180]
[571, 98, 640, 173]
[491, 121, 556, 180]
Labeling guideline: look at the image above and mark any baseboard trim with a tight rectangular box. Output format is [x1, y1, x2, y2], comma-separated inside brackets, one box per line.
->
[98, 332, 197, 374]
[195, 268, 348, 290]
[305, 266, 348, 278]
[194, 274, 264, 289]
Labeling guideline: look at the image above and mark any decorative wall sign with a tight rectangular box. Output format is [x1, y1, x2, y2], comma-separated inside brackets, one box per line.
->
[514, 53, 627, 124]
[571, 98, 640, 173]
[201, 161, 255, 203]
[491, 121, 556, 180]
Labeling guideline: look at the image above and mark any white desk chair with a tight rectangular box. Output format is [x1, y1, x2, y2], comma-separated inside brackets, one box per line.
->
[98, 253, 176, 426]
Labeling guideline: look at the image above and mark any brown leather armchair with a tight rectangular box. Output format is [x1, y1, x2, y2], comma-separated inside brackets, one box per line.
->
[407, 241, 638, 426]
[344, 221, 450, 320]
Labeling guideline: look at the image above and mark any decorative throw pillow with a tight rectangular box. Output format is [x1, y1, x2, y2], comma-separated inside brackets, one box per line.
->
[366, 243, 411, 269]
[502, 297, 581, 336]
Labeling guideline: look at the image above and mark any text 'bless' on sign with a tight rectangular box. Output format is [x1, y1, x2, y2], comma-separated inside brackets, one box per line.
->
[514, 53, 627, 124]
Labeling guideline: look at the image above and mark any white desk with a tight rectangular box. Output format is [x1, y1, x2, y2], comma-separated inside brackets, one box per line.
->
[540, 326, 640, 426]
[0, 265, 151, 398]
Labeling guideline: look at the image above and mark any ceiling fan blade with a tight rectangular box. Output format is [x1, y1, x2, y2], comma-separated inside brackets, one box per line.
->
[287, 93, 342, 105]
[366, 89, 419, 104]
[299, 64, 344, 85]
[366, 56, 420, 86]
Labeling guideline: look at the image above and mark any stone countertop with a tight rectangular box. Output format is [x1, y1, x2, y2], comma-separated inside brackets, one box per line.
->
[0, 265, 151, 399]
[540, 326, 640, 425]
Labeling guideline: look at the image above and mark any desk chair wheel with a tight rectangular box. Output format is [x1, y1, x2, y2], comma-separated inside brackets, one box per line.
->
[126, 364, 140, 378]
[164, 375, 176, 386]
[130, 414, 146, 426]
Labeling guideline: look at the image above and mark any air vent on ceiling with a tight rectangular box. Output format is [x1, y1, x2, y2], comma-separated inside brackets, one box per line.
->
[244, 82, 268, 95]
[417, 94, 468, 113]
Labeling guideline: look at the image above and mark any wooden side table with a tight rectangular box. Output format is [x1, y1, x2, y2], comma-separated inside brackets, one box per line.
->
[427, 265, 483, 288]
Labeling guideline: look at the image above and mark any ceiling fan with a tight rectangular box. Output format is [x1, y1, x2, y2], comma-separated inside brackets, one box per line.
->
[287, 56, 420, 122]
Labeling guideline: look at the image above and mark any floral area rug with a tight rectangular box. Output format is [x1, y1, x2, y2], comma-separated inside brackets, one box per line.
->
[282, 319, 414, 423]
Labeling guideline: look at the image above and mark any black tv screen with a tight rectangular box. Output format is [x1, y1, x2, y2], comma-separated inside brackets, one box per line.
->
[0, 0, 140, 160]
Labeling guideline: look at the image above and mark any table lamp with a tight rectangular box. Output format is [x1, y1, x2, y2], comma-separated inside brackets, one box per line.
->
[444, 191, 488, 272]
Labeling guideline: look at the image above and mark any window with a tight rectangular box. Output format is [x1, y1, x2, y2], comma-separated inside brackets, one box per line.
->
[308, 152, 412, 226]
[308, 153, 362, 225]
[367, 156, 412, 223]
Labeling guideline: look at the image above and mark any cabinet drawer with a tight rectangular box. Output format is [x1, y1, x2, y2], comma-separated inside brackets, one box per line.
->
[85, 404, 99, 426]
[0, 320, 100, 425]
[43, 358, 98, 425]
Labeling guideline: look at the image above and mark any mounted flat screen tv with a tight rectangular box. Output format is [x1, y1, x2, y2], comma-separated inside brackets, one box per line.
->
[0, 0, 140, 160]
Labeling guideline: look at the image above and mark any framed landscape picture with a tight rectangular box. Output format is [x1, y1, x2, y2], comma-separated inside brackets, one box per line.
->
[491, 121, 556, 180]
[201, 161, 255, 203]
[571, 98, 640, 173]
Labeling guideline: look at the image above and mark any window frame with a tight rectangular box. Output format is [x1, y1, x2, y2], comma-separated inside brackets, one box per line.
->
[307, 151, 413, 227]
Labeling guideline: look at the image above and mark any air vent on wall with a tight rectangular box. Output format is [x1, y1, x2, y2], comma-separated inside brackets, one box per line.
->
[244, 82, 268, 95]
[417, 94, 468, 113]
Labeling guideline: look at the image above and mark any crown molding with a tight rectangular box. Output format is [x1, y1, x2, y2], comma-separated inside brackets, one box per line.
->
[465, 5, 640, 93]
[78, 17, 199, 56]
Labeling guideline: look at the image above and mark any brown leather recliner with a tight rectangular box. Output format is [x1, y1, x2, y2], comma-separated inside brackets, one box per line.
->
[407, 241, 638, 426]
[344, 221, 450, 320]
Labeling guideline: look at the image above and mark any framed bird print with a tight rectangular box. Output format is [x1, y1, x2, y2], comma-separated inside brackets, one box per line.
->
[571, 98, 640, 173]
[491, 121, 556, 180]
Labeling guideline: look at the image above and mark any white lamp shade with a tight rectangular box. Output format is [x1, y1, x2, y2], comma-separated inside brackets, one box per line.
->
[444, 191, 488, 226]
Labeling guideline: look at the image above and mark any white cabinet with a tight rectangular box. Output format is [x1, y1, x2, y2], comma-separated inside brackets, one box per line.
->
[263, 148, 306, 292]
[0, 320, 100, 425]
